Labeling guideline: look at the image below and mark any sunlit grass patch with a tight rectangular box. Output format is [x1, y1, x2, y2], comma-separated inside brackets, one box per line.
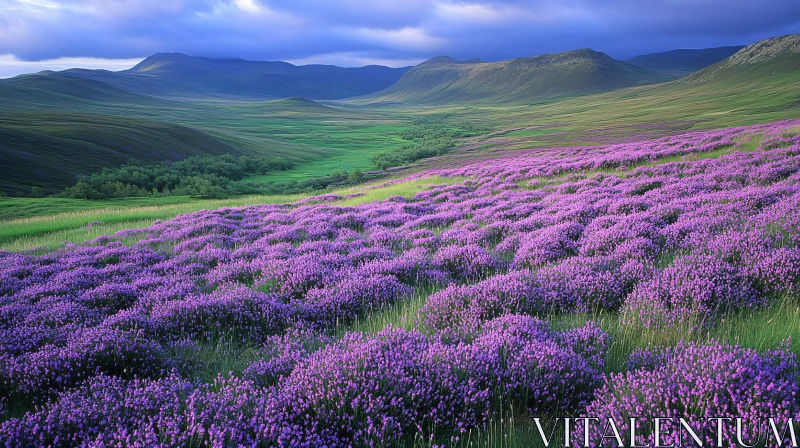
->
[335, 176, 467, 207]
[555, 294, 800, 373]
[0, 176, 467, 252]
[1, 219, 157, 253]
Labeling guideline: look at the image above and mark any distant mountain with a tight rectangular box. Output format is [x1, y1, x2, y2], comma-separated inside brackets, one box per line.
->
[680, 34, 800, 83]
[363, 49, 675, 105]
[60, 53, 411, 100]
[625, 46, 745, 74]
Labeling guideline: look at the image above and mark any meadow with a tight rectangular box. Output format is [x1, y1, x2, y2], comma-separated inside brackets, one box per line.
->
[0, 176, 465, 251]
[1, 120, 799, 446]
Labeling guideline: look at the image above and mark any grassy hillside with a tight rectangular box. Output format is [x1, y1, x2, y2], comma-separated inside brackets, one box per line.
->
[62, 53, 411, 100]
[0, 73, 415, 194]
[0, 111, 241, 196]
[363, 49, 675, 105]
[680, 34, 800, 83]
[0, 72, 168, 111]
[625, 45, 745, 74]
[401, 35, 800, 166]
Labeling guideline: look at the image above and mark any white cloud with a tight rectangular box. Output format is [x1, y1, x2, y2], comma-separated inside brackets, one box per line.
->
[434, 2, 512, 24]
[0, 54, 143, 78]
[234, 0, 261, 13]
[352, 26, 445, 51]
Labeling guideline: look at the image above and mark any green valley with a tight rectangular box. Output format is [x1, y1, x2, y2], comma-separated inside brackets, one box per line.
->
[2, 34, 799, 243]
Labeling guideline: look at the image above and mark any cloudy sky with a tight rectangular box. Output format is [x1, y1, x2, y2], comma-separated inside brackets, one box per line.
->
[1, 0, 799, 77]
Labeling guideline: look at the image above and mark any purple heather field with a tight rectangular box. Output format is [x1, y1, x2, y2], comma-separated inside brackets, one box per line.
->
[2, 120, 800, 447]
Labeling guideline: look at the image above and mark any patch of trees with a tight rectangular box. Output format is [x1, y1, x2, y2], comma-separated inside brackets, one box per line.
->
[372, 115, 490, 170]
[61, 155, 294, 199]
[252, 168, 380, 196]
[60, 155, 381, 199]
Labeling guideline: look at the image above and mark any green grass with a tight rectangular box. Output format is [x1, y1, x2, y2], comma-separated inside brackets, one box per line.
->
[207, 114, 411, 182]
[0, 176, 465, 251]
[180, 339, 265, 384]
[553, 294, 800, 374]
[336, 176, 466, 207]
[0, 196, 203, 220]
[0, 219, 158, 253]
[501, 128, 556, 138]
[339, 285, 444, 336]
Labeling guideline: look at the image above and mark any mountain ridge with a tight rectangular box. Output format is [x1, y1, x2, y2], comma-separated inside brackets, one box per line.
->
[680, 34, 800, 83]
[58, 53, 412, 100]
[362, 48, 676, 105]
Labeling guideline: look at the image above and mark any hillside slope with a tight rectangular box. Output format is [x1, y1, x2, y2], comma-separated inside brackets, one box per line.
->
[427, 34, 800, 170]
[0, 112, 241, 196]
[0, 72, 167, 110]
[61, 53, 411, 100]
[680, 34, 800, 83]
[0, 73, 249, 195]
[625, 46, 745, 74]
[363, 49, 674, 105]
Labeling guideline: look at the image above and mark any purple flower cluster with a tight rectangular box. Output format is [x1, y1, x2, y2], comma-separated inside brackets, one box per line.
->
[149, 287, 291, 343]
[1, 316, 606, 447]
[420, 256, 647, 339]
[622, 254, 763, 328]
[581, 340, 800, 447]
[1, 120, 799, 445]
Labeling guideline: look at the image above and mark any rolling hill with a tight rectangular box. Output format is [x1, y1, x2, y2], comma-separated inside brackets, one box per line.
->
[0, 73, 401, 196]
[0, 111, 242, 196]
[680, 34, 800, 83]
[625, 46, 745, 74]
[426, 34, 800, 170]
[60, 53, 411, 100]
[0, 73, 250, 196]
[361, 49, 676, 105]
[0, 72, 168, 111]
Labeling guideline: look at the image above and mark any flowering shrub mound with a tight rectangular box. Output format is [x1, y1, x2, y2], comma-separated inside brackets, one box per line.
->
[0, 317, 606, 447]
[582, 340, 800, 447]
[243, 327, 333, 387]
[5, 327, 176, 401]
[304, 274, 412, 326]
[622, 254, 763, 328]
[515, 222, 584, 267]
[270, 317, 605, 446]
[1, 120, 800, 445]
[419, 270, 536, 339]
[149, 287, 291, 343]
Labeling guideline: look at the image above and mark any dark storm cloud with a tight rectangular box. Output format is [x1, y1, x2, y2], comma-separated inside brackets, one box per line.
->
[1, 0, 799, 71]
